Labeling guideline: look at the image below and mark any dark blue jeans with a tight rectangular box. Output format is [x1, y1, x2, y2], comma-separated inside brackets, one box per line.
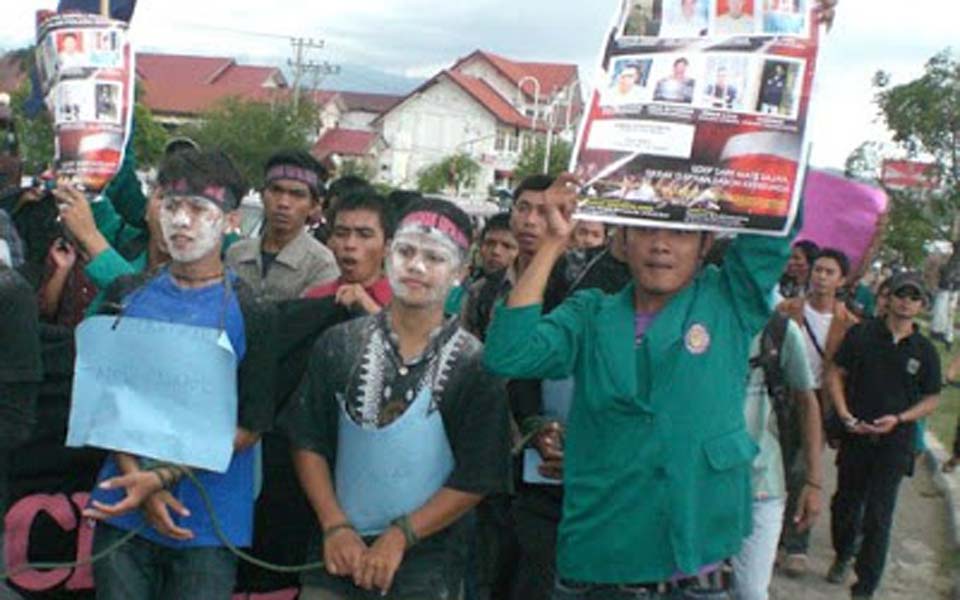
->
[92, 523, 237, 600]
[552, 579, 730, 600]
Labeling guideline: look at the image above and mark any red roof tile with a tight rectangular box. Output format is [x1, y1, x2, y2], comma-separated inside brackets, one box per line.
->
[445, 70, 532, 129]
[136, 52, 286, 116]
[456, 50, 579, 100]
[312, 128, 378, 159]
[335, 91, 403, 114]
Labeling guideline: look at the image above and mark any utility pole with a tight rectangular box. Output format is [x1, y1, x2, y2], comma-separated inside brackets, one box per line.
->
[289, 38, 340, 111]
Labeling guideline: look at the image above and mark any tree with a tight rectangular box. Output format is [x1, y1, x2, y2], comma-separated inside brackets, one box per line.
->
[417, 153, 481, 196]
[874, 49, 960, 241]
[336, 157, 376, 181]
[844, 140, 885, 182]
[131, 88, 168, 168]
[512, 137, 573, 183]
[181, 96, 318, 189]
[10, 81, 54, 175]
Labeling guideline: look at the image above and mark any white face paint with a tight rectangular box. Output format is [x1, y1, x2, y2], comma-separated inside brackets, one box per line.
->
[159, 195, 225, 264]
[386, 226, 463, 308]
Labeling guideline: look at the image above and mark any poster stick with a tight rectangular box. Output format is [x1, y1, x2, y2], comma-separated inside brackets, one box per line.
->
[100, 0, 109, 17]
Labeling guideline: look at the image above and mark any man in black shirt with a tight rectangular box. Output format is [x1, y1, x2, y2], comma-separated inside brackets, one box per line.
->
[825, 271, 941, 599]
[281, 198, 511, 599]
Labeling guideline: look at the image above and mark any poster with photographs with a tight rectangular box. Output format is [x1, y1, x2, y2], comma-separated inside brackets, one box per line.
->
[571, 0, 821, 235]
[35, 10, 134, 192]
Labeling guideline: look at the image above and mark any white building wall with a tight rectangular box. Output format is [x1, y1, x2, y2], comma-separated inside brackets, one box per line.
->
[339, 110, 380, 131]
[378, 78, 499, 197]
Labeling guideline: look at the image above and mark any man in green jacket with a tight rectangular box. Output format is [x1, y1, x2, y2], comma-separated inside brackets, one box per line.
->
[483, 174, 793, 597]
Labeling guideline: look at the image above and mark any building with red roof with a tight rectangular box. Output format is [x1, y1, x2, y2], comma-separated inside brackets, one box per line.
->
[373, 50, 582, 196]
[135, 52, 288, 125]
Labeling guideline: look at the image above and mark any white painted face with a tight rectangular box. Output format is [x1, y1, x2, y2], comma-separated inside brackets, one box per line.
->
[386, 226, 463, 308]
[159, 195, 225, 264]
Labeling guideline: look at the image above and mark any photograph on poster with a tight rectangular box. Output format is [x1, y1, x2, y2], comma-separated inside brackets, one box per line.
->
[762, 0, 809, 35]
[89, 29, 123, 68]
[55, 81, 90, 124]
[621, 0, 663, 37]
[755, 58, 804, 117]
[600, 57, 653, 108]
[94, 83, 121, 123]
[714, 0, 757, 36]
[698, 55, 751, 110]
[651, 55, 699, 104]
[659, 0, 708, 38]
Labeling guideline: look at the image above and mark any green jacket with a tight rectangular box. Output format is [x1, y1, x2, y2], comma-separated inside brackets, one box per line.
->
[484, 233, 790, 583]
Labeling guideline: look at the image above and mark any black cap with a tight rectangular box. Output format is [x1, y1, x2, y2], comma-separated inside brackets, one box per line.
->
[889, 271, 930, 304]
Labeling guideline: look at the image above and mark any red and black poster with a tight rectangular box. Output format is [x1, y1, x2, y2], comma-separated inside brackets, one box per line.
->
[572, 0, 822, 235]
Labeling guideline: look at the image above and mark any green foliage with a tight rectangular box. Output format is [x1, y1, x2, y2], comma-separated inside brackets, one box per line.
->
[181, 96, 318, 189]
[417, 153, 481, 195]
[512, 137, 573, 183]
[10, 82, 54, 175]
[844, 141, 884, 182]
[880, 193, 937, 267]
[131, 101, 168, 168]
[874, 49, 960, 240]
[336, 158, 376, 181]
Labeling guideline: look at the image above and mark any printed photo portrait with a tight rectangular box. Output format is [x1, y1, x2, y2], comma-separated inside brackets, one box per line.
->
[652, 55, 699, 104]
[94, 83, 121, 123]
[699, 55, 751, 110]
[714, 0, 757, 36]
[659, 0, 708, 38]
[755, 58, 804, 117]
[55, 81, 90, 124]
[621, 0, 663, 37]
[600, 57, 653, 108]
[762, 0, 809, 35]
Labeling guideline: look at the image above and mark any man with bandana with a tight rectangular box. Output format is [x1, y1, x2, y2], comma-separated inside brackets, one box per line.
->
[227, 150, 339, 301]
[281, 198, 511, 599]
[79, 150, 276, 599]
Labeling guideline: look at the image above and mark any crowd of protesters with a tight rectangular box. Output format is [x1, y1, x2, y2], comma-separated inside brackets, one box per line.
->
[3, 3, 956, 599]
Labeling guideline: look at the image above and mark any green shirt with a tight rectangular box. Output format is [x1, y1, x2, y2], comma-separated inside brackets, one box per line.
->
[744, 319, 814, 499]
[484, 233, 790, 583]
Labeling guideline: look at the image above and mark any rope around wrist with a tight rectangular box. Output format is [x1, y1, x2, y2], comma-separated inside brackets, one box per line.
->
[390, 514, 419, 548]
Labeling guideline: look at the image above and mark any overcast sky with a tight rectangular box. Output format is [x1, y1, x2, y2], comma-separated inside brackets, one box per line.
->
[2, 1, 957, 169]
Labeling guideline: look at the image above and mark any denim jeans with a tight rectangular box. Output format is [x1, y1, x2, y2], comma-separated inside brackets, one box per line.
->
[731, 497, 785, 600]
[552, 578, 730, 600]
[92, 523, 237, 600]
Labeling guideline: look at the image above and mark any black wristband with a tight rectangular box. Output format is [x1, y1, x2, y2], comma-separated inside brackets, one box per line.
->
[323, 522, 355, 539]
[390, 514, 419, 548]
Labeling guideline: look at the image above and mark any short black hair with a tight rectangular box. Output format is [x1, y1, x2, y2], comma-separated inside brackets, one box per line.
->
[387, 190, 423, 224]
[481, 213, 512, 240]
[513, 175, 554, 202]
[264, 149, 328, 199]
[332, 190, 396, 239]
[815, 247, 850, 277]
[328, 175, 373, 201]
[674, 57, 689, 68]
[793, 240, 819, 267]
[157, 149, 247, 211]
[399, 197, 473, 256]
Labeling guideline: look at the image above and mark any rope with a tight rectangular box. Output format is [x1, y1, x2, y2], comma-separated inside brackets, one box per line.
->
[0, 466, 325, 581]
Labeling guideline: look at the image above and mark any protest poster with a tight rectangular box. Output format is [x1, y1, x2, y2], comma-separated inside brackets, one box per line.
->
[572, 0, 822, 235]
[35, 10, 134, 192]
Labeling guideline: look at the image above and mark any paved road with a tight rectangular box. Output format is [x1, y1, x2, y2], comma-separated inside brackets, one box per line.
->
[770, 450, 954, 599]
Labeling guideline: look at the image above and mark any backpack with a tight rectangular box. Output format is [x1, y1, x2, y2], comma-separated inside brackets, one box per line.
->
[749, 313, 796, 468]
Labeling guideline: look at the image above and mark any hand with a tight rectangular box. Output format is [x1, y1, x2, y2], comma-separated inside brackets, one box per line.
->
[234, 427, 260, 451]
[48, 239, 77, 271]
[793, 485, 822, 532]
[335, 284, 381, 314]
[53, 184, 107, 256]
[354, 526, 406, 593]
[323, 525, 367, 577]
[541, 173, 579, 246]
[535, 421, 565, 480]
[815, 0, 838, 28]
[83, 470, 168, 520]
[869, 415, 900, 435]
[947, 362, 960, 384]
[142, 491, 194, 541]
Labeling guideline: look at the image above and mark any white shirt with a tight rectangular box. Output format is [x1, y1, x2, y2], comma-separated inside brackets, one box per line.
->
[802, 303, 833, 388]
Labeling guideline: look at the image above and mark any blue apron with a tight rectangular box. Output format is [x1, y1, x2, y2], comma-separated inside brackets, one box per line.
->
[335, 386, 454, 536]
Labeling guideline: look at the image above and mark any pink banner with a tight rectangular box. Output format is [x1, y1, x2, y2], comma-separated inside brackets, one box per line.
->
[798, 169, 888, 274]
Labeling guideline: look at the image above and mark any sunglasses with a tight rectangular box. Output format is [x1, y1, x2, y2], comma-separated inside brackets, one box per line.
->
[893, 288, 923, 302]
